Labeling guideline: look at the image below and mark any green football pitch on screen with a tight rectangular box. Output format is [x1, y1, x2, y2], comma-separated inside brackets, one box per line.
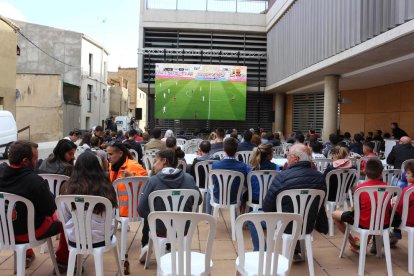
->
[154, 64, 247, 121]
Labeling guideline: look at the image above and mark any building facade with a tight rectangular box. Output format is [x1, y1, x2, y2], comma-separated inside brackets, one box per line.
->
[0, 16, 18, 117]
[139, 0, 414, 139]
[13, 20, 109, 139]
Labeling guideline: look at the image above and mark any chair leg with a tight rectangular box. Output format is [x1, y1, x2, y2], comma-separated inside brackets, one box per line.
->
[47, 238, 61, 276]
[198, 192, 205, 213]
[358, 232, 369, 276]
[328, 204, 334, 237]
[408, 230, 414, 275]
[15, 247, 26, 276]
[382, 231, 393, 276]
[281, 234, 291, 257]
[114, 245, 124, 276]
[120, 220, 129, 261]
[339, 225, 350, 258]
[93, 252, 104, 276]
[230, 205, 237, 241]
[67, 250, 78, 276]
[144, 238, 152, 270]
[76, 255, 82, 276]
[305, 235, 315, 276]
[212, 206, 219, 218]
[40, 242, 47, 254]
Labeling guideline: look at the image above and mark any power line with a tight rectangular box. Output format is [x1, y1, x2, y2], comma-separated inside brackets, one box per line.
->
[16, 29, 80, 68]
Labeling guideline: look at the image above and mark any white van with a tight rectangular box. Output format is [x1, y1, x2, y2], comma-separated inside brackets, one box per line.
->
[0, 111, 17, 159]
[115, 116, 131, 132]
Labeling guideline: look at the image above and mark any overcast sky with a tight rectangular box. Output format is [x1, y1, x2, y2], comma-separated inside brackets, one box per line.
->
[0, 0, 140, 71]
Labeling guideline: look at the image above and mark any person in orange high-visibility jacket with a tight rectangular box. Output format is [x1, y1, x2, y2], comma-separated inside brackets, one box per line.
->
[108, 142, 148, 216]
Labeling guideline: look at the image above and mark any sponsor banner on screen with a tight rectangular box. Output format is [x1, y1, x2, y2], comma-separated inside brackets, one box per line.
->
[155, 63, 247, 82]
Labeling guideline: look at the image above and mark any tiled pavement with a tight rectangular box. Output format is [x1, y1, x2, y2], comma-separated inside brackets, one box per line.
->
[0, 209, 411, 275]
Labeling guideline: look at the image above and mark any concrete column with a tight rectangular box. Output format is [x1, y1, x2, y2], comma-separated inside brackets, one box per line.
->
[322, 75, 339, 141]
[274, 92, 285, 132]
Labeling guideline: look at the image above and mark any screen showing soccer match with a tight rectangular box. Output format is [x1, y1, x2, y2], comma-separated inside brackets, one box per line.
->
[154, 63, 247, 120]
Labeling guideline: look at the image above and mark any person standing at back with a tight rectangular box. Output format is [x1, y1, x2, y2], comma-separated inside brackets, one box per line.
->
[123, 129, 143, 165]
[144, 128, 167, 152]
[206, 138, 251, 215]
[391, 122, 408, 140]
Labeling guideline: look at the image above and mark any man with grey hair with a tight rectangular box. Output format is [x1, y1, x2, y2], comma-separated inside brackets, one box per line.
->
[258, 144, 328, 257]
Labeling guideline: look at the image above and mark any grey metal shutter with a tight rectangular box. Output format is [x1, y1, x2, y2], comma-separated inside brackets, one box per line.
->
[293, 93, 324, 134]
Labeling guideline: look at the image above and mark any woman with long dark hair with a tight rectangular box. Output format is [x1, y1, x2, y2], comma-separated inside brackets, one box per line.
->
[38, 139, 77, 176]
[60, 151, 117, 245]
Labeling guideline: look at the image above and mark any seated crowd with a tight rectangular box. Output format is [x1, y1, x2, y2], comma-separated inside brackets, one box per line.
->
[1, 122, 414, 274]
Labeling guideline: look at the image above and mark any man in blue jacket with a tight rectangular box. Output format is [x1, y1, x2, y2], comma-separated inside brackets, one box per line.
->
[206, 137, 251, 214]
[249, 144, 328, 255]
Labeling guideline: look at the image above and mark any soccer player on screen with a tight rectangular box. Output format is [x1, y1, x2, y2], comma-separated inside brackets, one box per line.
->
[164, 92, 166, 99]
[202, 96, 205, 102]
[163, 106, 166, 113]
[173, 96, 176, 102]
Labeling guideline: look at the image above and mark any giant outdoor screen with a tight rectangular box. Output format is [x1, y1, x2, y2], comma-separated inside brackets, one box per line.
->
[154, 63, 247, 120]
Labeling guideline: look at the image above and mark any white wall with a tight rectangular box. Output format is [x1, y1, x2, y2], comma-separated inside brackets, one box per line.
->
[80, 37, 109, 130]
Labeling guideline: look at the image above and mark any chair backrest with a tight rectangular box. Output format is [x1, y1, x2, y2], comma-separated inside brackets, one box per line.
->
[129, 149, 139, 162]
[282, 143, 292, 156]
[235, 212, 303, 276]
[148, 211, 216, 276]
[382, 169, 401, 186]
[273, 146, 284, 157]
[401, 159, 414, 173]
[208, 170, 245, 207]
[247, 170, 278, 209]
[276, 189, 325, 237]
[237, 150, 253, 165]
[39, 174, 70, 197]
[194, 160, 217, 189]
[348, 157, 358, 168]
[213, 151, 225, 160]
[177, 159, 187, 172]
[325, 169, 357, 206]
[148, 189, 200, 212]
[144, 149, 159, 158]
[400, 186, 414, 229]
[55, 195, 114, 252]
[0, 192, 36, 249]
[352, 186, 401, 234]
[183, 141, 198, 154]
[176, 138, 187, 147]
[143, 149, 159, 171]
[312, 158, 333, 173]
[112, 176, 149, 219]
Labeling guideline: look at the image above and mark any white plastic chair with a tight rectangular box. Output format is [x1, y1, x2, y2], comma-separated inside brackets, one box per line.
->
[235, 212, 303, 276]
[382, 169, 401, 186]
[274, 146, 284, 157]
[282, 143, 292, 156]
[177, 159, 187, 172]
[176, 138, 187, 147]
[213, 151, 225, 160]
[56, 195, 123, 276]
[143, 149, 159, 172]
[113, 176, 149, 261]
[237, 150, 253, 165]
[312, 158, 333, 174]
[325, 169, 357, 236]
[148, 211, 216, 276]
[194, 160, 217, 213]
[129, 149, 139, 162]
[209, 170, 245, 240]
[276, 189, 326, 276]
[0, 192, 61, 276]
[372, 141, 381, 154]
[356, 156, 380, 180]
[146, 190, 201, 269]
[246, 170, 278, 212]
[399, 186, 414, 274]
[338, 186, 401, 276]
[183, 140, 198, 154]
[38, 174, 70, 254]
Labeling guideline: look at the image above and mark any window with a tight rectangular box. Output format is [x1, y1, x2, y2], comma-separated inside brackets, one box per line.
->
[63, 83, 80, 104]
[87, 85, 93, 112]
[88, 54, 93, 77]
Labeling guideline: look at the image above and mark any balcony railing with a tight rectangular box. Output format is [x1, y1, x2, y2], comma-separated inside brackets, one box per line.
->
[145, 0, 269, 14]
